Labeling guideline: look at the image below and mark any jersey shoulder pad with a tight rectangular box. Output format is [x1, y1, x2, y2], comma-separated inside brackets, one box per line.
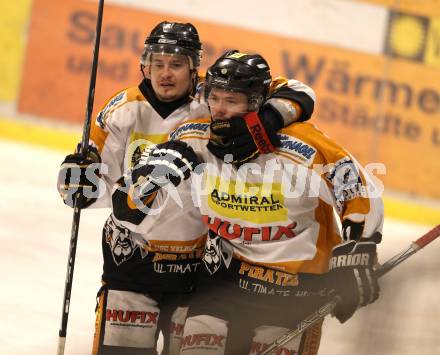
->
[279, 123, 345, 164]
[168, 117, 211, 141]
[96, 86, 142, 129]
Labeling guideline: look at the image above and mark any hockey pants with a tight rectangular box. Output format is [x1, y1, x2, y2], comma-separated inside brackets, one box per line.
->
[92, 287, 188, 355]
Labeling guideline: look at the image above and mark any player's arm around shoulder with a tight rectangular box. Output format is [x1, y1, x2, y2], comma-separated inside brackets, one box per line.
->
[245, 78, 315, 158]
[266, 77, 316, 127]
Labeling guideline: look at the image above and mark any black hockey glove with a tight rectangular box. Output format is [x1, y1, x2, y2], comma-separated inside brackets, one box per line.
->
[112, 141, 201, 224]
[57, 145, 102, 209]
[130, 140, 201, 198]
[328, 240, 380, 323]
[207, 108, 281, 165]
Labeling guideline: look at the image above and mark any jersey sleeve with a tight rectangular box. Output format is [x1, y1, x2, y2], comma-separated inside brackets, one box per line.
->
[266, 77, 316, 125]
[321, 145, 384, 243]
[88, 89, 134, 208]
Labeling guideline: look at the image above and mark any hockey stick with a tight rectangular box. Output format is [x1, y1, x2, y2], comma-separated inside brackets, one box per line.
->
[259, 224, 440, 355]
[57, 1, 104, 354]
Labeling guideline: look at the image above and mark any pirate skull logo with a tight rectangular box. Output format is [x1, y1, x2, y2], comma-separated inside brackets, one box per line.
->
[104, 215, 136, 266]
[203, 230, 232, 275]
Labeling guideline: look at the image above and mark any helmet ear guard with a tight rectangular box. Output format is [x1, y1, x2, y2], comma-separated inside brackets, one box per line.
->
[204, 50, 272, 112]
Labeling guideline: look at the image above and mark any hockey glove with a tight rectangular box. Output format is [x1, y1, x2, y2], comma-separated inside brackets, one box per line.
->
[328, 240, 380, 323]
[57, 145, 102, 209]
[130, 140, 201, 198]
[207, 108, 281, 165]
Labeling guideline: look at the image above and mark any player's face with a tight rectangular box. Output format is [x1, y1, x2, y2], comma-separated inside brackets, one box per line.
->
[150, 54, 192, 102]
[207, 88, 249, 121]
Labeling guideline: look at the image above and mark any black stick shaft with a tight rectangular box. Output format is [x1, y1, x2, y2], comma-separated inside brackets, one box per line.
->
[80, 0, 105, 154]
[57, 1, 104, 354]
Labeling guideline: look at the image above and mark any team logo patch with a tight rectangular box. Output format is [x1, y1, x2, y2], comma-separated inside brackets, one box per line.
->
[169, 122, 210, 140]
[203, 230, 232, 275]
[104, 215, 139, 266]
[327, 157, 366, 212]
[126, 133, 168, 168]
[278, 134, 317, 165]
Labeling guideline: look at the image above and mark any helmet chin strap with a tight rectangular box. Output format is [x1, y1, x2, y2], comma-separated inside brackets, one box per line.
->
[189, 69, 199, 98]
[140, 65, 147, 80]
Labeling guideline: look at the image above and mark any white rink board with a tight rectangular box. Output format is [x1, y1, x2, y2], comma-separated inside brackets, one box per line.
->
[0, 139, 439, 354]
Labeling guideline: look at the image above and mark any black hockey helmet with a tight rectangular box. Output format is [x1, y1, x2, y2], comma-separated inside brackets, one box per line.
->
[204, 50, 272, 111]
[140, 21, 203, 69]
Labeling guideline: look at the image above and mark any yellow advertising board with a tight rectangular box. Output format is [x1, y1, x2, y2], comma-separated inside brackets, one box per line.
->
[0, 0, 32, 101]
[18, 0, 440, 200]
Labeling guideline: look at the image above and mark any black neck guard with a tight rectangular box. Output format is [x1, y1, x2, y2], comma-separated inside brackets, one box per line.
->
[138, 79, 191, 119]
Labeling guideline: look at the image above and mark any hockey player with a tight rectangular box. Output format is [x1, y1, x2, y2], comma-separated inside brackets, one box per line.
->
[57, 21, 316, 354]
[117, 50, 384, 354]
